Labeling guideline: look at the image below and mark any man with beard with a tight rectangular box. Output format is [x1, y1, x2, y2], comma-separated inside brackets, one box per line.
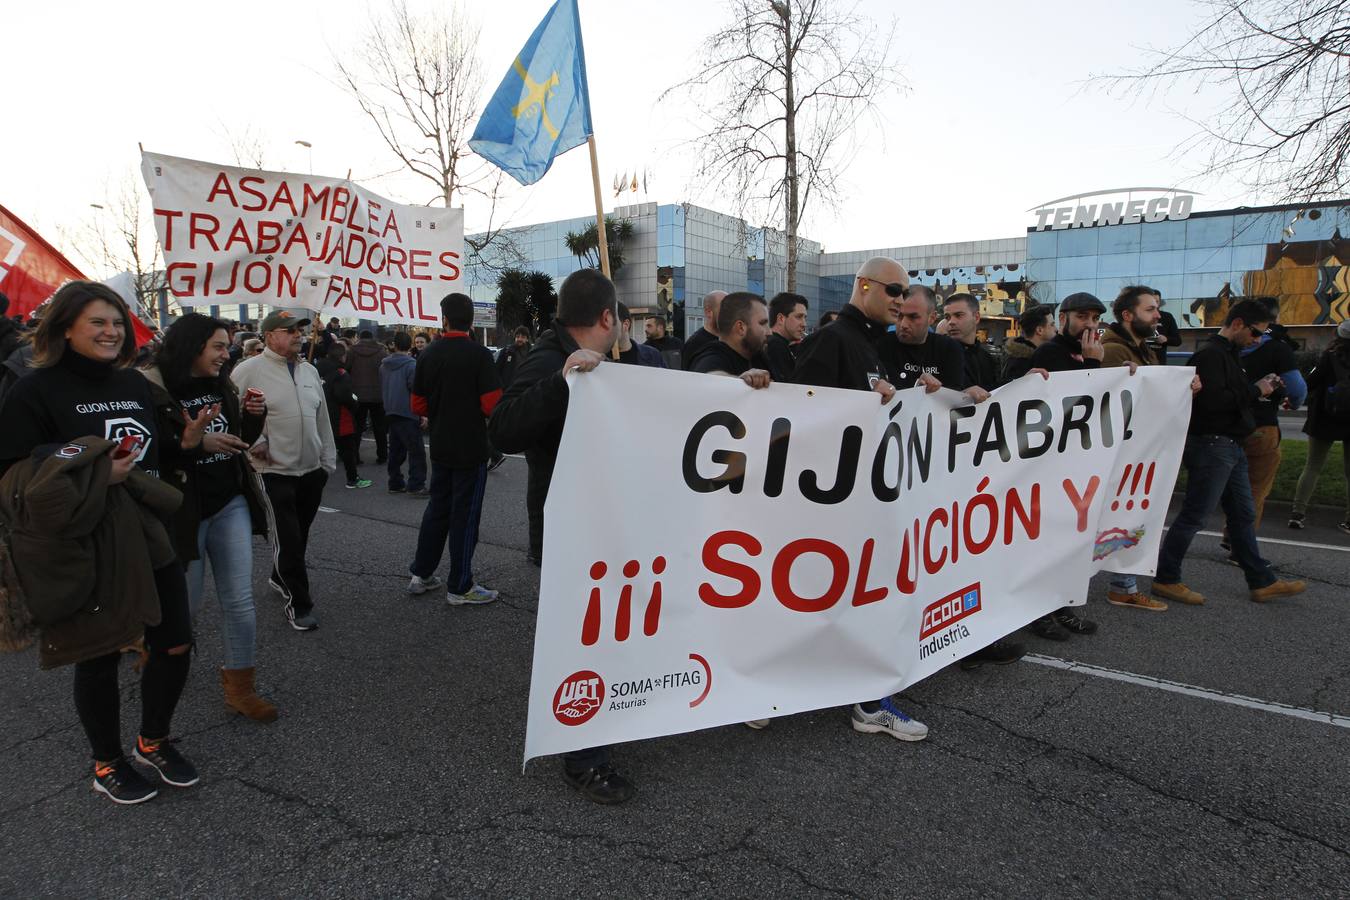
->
[1001, 304, 1056, 384]
[764, 291, 808, 382]
[1100, 286, 1173, 612]
[690, 292, 773, 388]
[1025, 292, 1107, 640]
[877, 284, 968, 393]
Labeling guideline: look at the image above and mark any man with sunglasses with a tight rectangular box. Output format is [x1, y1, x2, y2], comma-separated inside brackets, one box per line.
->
[1152, 298, 1306, 606]
[791, 257, 929, 743]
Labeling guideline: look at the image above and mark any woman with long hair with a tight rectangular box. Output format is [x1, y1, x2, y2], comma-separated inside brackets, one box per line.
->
[0, 281, 210, 804]
[148, 313, 278, 722]
[1290, 323, 1350, 532]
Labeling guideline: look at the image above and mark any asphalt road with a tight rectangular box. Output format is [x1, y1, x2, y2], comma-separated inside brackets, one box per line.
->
[2, 454, 1348, 899]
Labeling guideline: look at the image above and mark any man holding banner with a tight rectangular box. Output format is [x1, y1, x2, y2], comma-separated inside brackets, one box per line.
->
[790, 257, 929, 741]
[489, 269, 635, 804]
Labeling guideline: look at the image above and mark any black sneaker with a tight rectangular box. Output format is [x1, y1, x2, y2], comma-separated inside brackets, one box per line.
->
[1027, 615, 1070, 642]
[562, 764, 635, 805]
[285, 602, 318, 632]
[93, 757, 158, 805]
[1054, 609, 1098, 635]
[960, 638, 1026, 670]
[1219, 537, 1232, 553]
[388, 485, 407, 494]
[1338, 521, 1350, 536]
[133, 737, 199, 787]
[1289, 512, 1306, 530]
[487, 454, 506, 472]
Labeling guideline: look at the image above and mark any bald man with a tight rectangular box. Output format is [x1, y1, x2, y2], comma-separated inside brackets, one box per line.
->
[779, 257, 930, 743]
[681, 290, 726, 371]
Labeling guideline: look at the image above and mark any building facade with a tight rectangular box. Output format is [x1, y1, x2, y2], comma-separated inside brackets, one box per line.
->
[468, 196, 1349, 346]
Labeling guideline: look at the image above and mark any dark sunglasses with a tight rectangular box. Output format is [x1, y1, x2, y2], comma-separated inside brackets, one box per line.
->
[861, 276, 905, 298]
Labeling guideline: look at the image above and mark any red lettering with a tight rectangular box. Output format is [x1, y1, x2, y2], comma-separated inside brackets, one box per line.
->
[269, 181, 298, 216]
[223, 219, 254, 254]
[346, 194, 364, 232]
[329, 187, 351, 224]
[771, 539, 848, 614]
[281, 222, 312, 256]
[378, 284, 403, 318]
[1062, 476, 1101, 533]
[438, 250, 462, 281]
[301, 183, 330, 218]
[239, 176, 267, 212]
[409, 249, 432, 280]
[356, 278, 378, 312]
[366, 200, 382, 234]
[257, 220, 283, 255]
[205, 172, 237, 206]
[154, 209, 182, 251]
[386, 246, 409, 279]
[382, 210, 402, 241]
[699, 530, 761, 609]
[851, 538, 887, 607]
[189, 213, 221, 251]
[243, 261, 271, 294]
[923, 508, 948, 575]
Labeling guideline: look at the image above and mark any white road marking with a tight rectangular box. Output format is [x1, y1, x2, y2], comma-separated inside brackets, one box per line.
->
[1024, 654, 1350, 729]
[318, 506, 340, 513]
[1194, 529, 1350, 554]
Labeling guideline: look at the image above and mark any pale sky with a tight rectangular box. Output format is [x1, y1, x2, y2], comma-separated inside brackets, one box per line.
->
[8, 0, 1250, 274]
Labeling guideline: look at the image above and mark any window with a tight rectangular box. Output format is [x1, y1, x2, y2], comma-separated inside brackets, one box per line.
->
[1184, 245, 1232, 274]
[1057, 255, 1098, 279]
[1026, 230, 1057, 259]
[1140, 219, 1186, 251]
[1057, 228, 1098, 257]
[1098, 223, 1142, 254]
[1097, 252, 1141, 279]
[1138, 249, 1185, 277]
[1184, 216, 1233, 249]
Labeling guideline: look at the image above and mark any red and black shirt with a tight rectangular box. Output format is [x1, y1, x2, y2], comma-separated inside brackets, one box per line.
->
[411, 332, 503, 469]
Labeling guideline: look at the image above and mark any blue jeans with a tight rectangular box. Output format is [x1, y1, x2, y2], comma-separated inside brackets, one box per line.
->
[186, 495, 257, 668]
[387, 415, 426, 491]
[1156, 434, 1275, 589]
[410, 462, 487, 594]
[1109, 574, 1138, 593]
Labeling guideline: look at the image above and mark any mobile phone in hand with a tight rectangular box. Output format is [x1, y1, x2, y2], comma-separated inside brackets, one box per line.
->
[112, 434, 144, 459]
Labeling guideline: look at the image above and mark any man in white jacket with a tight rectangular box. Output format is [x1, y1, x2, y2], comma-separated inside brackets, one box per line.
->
[231, 311, 336, 631]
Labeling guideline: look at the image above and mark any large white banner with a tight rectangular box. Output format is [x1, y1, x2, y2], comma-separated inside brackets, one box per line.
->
[140, 151, 464, 327]
[525, 364, 1192, 761]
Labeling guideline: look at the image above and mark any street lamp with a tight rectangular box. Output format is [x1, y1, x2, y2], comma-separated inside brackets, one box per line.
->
[295, 139, 313, 174]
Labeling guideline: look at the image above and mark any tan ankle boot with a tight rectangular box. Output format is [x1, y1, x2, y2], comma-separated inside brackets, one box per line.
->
[221, 667, 278, 722]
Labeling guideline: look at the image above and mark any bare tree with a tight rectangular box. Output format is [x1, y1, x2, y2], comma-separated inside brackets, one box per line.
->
[333, 0, 521, 273]
[1103, 0, 1350, 203]
[665, 0, 900, 289]
[66, 174, 167, 320]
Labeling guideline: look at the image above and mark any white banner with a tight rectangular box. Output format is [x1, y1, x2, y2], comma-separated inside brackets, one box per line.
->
[525, 364, 1192, 762]
[140, 151, 464, 328]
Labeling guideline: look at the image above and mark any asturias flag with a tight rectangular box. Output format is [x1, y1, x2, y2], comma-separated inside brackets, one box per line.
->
[469, 0, 593, 186]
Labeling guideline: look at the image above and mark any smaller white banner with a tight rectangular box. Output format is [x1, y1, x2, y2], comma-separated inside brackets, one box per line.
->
[140, 151, 464, 328]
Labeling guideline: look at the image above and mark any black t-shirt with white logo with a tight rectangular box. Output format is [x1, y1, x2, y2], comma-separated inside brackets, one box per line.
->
[876, 332, 969, 392]
[690, 340, 753, 377]
[177, 376, 239, 518]
[0, 349, 159, 477]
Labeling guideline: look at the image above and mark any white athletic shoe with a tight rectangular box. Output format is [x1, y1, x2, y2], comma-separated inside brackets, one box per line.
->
[850, 699, 929, 742]
[408, 574, 443, 596]
[447, 584, 499, 606]
[744, 719, 771, 730]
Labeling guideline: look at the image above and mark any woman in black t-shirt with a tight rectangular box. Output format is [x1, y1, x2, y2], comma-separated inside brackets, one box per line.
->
[150, 314, 277, 723]
[0, 282, 213, 805]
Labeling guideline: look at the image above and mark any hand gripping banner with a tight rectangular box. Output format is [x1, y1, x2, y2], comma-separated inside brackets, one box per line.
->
[524, 364, 1193, 762]
[141, 151, 464, 327]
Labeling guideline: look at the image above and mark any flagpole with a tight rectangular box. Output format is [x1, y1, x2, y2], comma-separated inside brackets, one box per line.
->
[587, 135, 611, 278]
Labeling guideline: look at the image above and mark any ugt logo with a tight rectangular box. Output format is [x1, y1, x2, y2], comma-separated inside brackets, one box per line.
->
[553, 670, 604, 726]
[580, 557, 666, 646]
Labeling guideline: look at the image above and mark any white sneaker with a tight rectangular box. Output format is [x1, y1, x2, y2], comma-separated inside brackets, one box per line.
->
[447, 584, 499, 606]
[408, 574, 443, 595]
[744, 719, 770, 730]
[850, 699, 928, 742]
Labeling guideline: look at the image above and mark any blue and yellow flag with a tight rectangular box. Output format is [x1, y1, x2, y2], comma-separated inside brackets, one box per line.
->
[469, 0, 593, 186]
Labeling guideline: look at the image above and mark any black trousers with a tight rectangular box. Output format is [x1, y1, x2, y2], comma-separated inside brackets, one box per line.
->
[355, 402, 388, 462]
[336, 433, 360, 483]
[263, 469, 328, 615]
[411, 462, 487, 594]
[72, 564, 194, 761]
[525, 454, 552, 560]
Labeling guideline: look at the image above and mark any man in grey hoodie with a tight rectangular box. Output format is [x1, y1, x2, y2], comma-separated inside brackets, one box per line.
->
[380, 332, 425, 494]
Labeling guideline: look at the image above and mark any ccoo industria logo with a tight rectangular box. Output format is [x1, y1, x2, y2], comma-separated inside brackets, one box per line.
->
[1029, 188, 1198, 231]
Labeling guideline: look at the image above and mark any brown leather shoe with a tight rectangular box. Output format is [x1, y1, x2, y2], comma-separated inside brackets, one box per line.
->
[1151, 582, 1205, 605]
[1107, 590, 1168, 611]
[221, 667, 278, 723]
[1250, 580, 1307, 603]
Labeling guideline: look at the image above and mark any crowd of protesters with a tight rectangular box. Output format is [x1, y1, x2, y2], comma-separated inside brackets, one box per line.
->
[0, 267, 1347, 807]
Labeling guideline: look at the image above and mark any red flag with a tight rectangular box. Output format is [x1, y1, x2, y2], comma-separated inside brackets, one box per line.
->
[0, 203, 155, 347]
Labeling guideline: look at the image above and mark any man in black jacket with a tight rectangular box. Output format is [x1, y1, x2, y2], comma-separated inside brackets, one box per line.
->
[680, 290, 725, 370]
[942, 293, 998, 391]
[691, 292, 772, 383]
[1028, 291, 1106, 374]
[1153, 298, 1307, 605]
[488, 268, 634, 805]
[0, 292, 20, 363]
[790, 256, 932, 742]
[764, 291, 807, 381]
[408, 294, 502, 605]
[878, 284, 968, 392]
[1001, 304, 1056, 384]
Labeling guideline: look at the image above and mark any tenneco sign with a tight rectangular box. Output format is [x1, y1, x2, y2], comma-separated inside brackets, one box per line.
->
[1029, 187, 1198, 231]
